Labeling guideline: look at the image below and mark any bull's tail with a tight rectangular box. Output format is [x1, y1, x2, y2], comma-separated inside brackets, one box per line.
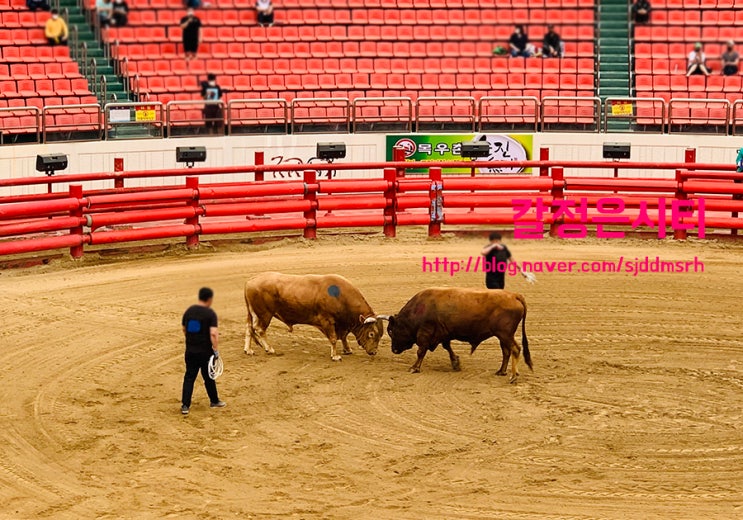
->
[516, 293, 532, 370]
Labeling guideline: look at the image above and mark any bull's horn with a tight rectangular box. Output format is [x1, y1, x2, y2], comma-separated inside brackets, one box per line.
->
[375, 315, 390, 321]
[363, 316, 377, 324]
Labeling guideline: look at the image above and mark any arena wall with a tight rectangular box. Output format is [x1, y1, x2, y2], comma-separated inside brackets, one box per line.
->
[0, 132, 739, 187]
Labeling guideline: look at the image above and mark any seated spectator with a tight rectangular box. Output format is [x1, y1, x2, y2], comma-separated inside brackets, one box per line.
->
[185, 0, 202, 8]
[542, 25, 563, 58]
[44, 9, 68, 46]
[180, 8, 202, 62]
[687, 42, 710, 76]
[509, 25, 534, 58]
[97, 0, 113, 27]
[26, 0, 50, 11]
[111, 0, 129, 27]
[722, 40, 739, 76]
[631, 0, 651, 24]
[256, 0, 274, 27]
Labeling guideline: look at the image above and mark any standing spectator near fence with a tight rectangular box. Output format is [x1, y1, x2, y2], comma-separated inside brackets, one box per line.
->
[687, 42, 710, 76]
[111, 0, 129, 27]
[256, 0, 274, 26]
[508, 25, 533, 58]
[721, 41, 739, 76]
[97, 0, 113, 27]
[201, 73, 224, 134]
[542, 25, 563, 58]
[180, 8, 202, 62]
[44, 9, 68, 46]
[631, 0, 651, 24]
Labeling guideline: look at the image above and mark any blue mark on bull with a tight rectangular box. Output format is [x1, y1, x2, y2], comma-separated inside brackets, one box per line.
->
[328, 284, 341, 298]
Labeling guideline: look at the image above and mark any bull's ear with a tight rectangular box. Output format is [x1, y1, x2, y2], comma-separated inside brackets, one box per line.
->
[358, 314, 365, 324]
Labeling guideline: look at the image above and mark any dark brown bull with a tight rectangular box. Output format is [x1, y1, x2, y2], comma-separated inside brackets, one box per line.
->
[385, 288, 531, 382]
[244, 272, 385, 361]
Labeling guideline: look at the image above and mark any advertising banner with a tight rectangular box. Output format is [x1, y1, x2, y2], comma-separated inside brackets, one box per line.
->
[386, 134, 533, 174]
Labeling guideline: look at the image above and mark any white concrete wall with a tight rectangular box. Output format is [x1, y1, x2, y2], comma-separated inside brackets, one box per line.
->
[1, 132, 739, 195]
[534, 132, 740, 178]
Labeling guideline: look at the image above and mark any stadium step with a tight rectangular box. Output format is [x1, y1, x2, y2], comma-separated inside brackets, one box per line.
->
[59, 0, 130, 103]
[597, 0, 631, 131]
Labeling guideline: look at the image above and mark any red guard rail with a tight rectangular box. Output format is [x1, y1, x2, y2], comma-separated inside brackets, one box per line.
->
[0, 153, 741, 258]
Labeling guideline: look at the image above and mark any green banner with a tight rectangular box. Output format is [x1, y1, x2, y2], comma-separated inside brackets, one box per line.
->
[386, 134, 534, 174]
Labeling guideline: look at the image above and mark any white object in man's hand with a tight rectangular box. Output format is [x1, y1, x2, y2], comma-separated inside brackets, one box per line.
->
[521, 271, 537, 284]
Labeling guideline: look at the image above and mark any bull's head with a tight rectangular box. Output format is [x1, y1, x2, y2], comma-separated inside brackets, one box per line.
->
[353, 314, 385, 356]
[383, 315, 415, 355]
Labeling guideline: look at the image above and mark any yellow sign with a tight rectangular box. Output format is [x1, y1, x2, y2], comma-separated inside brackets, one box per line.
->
[135, 106, 156, 122]
[611, 102, 634, 116]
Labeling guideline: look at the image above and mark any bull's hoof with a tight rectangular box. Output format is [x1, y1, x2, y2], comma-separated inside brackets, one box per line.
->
[342, 349, 353, 355]
[495, 368, 508, 376]
[409, 366, 420, 374]
[509, 374, 519, 384]
[244, 349, 256, 356]
[332, 355, 342, 362]
[451, 357, 461, 372]
[264, 348, 275, 355]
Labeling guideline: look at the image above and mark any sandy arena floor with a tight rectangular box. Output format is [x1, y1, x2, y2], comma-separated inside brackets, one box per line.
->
[1, 228, 742, 519]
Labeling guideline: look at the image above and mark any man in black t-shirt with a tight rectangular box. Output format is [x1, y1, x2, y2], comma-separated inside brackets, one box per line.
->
[542, 25, 563, 58]
[200, 73, 224, 134]
[181, 287, 225, 415]
[482, 232, 514, 289]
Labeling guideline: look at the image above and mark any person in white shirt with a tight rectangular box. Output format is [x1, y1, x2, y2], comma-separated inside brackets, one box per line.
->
[687, 42, 710, 76]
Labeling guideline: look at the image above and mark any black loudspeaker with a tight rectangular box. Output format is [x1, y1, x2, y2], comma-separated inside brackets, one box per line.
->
[316, 142, 346, 160]
[176, 146, 207, 164]
[460, 141, 491, 159]
[36, 154, 68, 175]
[603, 142, 631, 160]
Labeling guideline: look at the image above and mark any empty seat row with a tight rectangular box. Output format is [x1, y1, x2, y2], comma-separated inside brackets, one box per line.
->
[0, 79, 91, 98]
[0, 29, 46, 45]
[135, 72, 596, 93]
[99, 0, 595, 8]
[634, 25, 743, 42]
[648, 0, 743, 7]
[650, 9, 743, 25]
[0, 62, 82, 80]
[124, 56, 595, 76]
[0, 95, 98, 109]
[636, 74, 743, 92]
[0, 10, 46, 27]
[0, 45, 71, 63]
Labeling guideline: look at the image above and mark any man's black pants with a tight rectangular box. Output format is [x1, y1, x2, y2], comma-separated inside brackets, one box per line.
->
[182, 351, 219, 407]
[486, 275, 506, 290]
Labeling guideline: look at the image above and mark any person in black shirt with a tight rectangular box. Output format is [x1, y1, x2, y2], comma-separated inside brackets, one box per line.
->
[481, 231, 539, 289]
[509, 25, 532, 58]
[542, 25, 563, 58]
[180, 8, 201, 61]
[111, 0, 128, 26]
[631, 0, 651, 24]
[200, 73, 224, 134]
[181, 287, 225, 415]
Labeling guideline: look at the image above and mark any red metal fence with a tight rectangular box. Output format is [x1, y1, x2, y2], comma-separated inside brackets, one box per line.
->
[1, 150, 741, 258]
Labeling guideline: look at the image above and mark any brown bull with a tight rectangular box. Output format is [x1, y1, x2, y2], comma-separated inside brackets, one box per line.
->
[385, 288, 531, 382]
[244, 272, 385, 361]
